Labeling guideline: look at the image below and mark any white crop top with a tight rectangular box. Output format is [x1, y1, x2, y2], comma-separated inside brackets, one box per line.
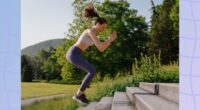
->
[77, 31, 94, 46]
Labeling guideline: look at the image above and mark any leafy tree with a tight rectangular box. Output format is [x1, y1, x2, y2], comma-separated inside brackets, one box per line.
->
[21, 55, 33, 82]
[31, 56, 44, 79]
[148, 0, 178, 64]
[170, 0, 179, 62]
[42, 47, 62, 81]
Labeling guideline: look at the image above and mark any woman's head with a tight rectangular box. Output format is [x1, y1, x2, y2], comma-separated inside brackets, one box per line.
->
[83, 4, 107, 32]
[94, 17, 107, 32]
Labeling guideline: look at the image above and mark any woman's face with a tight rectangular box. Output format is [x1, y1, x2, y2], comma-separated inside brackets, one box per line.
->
[96, 23, 107, 32]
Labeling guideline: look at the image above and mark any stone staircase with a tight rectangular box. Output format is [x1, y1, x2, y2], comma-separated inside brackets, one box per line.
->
[77, 82, 179, 110]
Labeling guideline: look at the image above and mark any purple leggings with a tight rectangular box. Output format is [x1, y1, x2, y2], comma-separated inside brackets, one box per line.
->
[66, 45, 96, 92]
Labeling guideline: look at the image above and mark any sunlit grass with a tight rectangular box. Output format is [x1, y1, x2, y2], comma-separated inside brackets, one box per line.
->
[21, 82, 79, 99]
[21, 76, 134, 110]
[159, 65, 178, 72]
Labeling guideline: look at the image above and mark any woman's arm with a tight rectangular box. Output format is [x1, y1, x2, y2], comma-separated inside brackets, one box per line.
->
[100, 32, 117, 52]
[87, 29, 117, 52]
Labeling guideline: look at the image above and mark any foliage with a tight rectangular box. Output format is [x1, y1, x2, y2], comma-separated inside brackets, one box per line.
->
[42, 47, 62, 82]
[21, 55, 33, 82]
[132, 51, 179, 83]
[147, 0, 179, 64]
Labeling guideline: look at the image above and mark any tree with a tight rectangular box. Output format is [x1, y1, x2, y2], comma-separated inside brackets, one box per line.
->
[31, 56, 43, 79]
[21, 55, 33, 82]
[148, 0, 178, 64]
[147, 0, 162, 58]
[42, 47, 62, 81]
[170, 0, 179, 62]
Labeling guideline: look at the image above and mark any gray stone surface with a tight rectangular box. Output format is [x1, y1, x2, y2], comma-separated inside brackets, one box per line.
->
[77, 83, 179, 110]
[126, 87, 149, 104]
[77, 102, 97, 110]
[135, 94, 178, 110]
[95, 97, 113, 110]
[139, 82, 158, 94]
[158, 83, 179, 104]
[112, 92, 132, 105]
[111, 105, 135, 110]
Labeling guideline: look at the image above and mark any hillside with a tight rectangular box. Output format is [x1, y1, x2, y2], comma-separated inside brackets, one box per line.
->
[21, 39, 64, 57]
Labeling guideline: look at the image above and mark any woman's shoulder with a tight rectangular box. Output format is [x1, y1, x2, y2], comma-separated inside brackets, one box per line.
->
[85, 28, 95, 35]
[85, 28, 92, 32]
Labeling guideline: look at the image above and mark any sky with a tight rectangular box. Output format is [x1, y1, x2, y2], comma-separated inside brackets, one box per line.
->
[21, 0, 163, 49]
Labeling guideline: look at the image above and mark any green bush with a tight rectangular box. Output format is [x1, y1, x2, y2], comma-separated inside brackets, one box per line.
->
[90, 75, 135, 101]
[132, 52, 179, 83]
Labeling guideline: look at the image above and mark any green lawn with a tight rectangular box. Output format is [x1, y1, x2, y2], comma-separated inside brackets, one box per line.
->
[21, 82, 80, 99]
[21, 80, 111, 110]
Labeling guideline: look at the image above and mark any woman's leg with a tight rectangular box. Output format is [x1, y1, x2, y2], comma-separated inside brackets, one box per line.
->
[67, 54, 96, 94]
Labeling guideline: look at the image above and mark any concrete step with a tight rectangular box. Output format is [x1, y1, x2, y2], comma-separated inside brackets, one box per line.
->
[135, 94, 178, 110]
[112, 92, 132, 106]
[139, 82, 159, 94]
[158, 83, 179, 104]
[139, 82, 179, 104]
[95, 97, 113, 110]
[111, 105, 135, 110]
[76, 102, 97, 110]
[111, 92, 134, 110]
[126, 87, 150, 105]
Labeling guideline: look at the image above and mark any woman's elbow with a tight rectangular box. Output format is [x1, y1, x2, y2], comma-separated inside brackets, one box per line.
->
[97, 47, 105, 53]
[96, 45, 104, 52]
[99, 48, 104, 53]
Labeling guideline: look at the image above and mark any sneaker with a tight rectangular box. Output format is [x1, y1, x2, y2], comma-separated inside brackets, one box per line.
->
[72, 93, 89, 106]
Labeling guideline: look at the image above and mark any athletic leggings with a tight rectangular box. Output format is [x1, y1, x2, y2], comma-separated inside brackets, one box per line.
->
[66, 45, 96, 92]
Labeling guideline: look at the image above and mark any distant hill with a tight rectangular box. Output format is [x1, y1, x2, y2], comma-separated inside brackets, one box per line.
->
[21, 39, 65, 57]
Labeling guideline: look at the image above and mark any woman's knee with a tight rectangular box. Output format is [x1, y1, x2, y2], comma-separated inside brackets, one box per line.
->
[88, 68, 96, 76]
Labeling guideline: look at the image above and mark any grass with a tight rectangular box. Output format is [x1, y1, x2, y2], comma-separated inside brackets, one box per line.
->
[21, 82, 79, 99]
[22, 75, 135, 110]
[159, 64, 178, 72]
[21, 82, 98, 110]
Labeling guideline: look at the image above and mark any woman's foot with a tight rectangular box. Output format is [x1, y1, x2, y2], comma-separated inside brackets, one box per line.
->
[72, 93, 89, 106]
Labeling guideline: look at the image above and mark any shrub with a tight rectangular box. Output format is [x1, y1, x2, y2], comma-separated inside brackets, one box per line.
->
[132, 52, 179, 83]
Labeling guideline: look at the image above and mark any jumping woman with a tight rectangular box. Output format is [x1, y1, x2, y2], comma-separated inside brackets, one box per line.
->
[66, 4, 117, 105]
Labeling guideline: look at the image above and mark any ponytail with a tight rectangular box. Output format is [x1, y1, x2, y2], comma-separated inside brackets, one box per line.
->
[83, 3, 107, 25]
[83, 3, 99, 19]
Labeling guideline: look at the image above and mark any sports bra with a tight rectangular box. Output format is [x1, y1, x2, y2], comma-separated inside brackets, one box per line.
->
[77, 29, 94, 46]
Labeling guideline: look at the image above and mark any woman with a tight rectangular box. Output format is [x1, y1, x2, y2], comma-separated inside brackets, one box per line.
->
[66, 4, 117, 105]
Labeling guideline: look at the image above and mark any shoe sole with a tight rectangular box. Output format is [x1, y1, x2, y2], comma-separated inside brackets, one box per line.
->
[72, 96, 88, 106]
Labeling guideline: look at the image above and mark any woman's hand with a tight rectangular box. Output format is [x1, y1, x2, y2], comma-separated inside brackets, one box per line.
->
[109, 31, 117, 42]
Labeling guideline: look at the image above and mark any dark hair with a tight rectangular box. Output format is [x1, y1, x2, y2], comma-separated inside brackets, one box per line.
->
[95, 17, 107, 25]
[83, 4, 107, 25]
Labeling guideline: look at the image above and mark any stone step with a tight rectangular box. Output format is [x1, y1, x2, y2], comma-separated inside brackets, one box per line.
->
[95, 97, 113, 110]
[126, 87, 151, 105]
[111, 92, 134, 110]
[158, 83, 179, 104]
[135, 94, 178, 110]
[139, 82, 159, 94]
[111, 105, 135, 110]
[76, 102, 97, 110]
[139, 82, 179, 104]
[112, 92, 132, 106]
